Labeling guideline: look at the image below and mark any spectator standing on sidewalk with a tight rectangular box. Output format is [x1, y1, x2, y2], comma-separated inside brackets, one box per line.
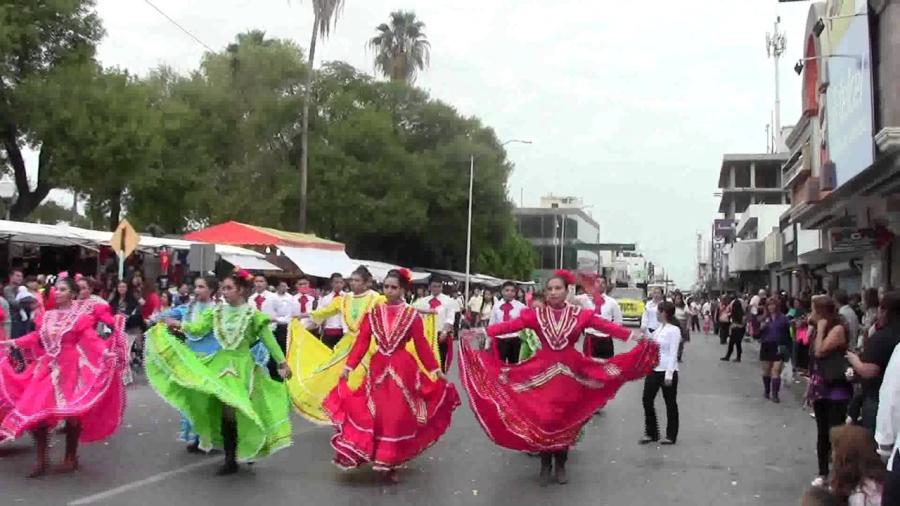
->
[836, 289, 861, 350]
[846, 292, 900, 434]
[805, 295, 853, 488]
[721, 294, 745, 362]
[876, 335, 900, 505]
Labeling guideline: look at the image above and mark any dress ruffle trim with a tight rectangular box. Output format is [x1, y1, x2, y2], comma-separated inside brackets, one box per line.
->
[0, 315, 127, 442]
[144, 325, 292, 461]
[323, 378, 460, 470]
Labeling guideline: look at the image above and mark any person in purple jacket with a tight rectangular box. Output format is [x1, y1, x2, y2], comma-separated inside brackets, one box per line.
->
[758, 296, 791, 403]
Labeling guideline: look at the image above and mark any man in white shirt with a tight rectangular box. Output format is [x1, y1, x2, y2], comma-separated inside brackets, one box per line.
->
[414, 278, 457, 369]
[877, 339, 900, 504]
[317, 273, 346, 349]
[250, 275, 273, 312]
[294, 276, 318, 318]
[749, 289, 767, 316]
[641, 287, 663, 336]
[488, 281, 527, 364]
[576, 275, 623, 360]
[260, 280, 299, 380]
[835, 289, 861, 343]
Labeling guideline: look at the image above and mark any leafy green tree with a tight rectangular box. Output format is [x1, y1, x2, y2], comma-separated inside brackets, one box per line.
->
[369, 11, 431, 84]
[0, 0, 104, 219]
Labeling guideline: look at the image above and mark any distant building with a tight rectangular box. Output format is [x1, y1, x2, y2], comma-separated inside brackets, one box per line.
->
[514, 195, 635, 281]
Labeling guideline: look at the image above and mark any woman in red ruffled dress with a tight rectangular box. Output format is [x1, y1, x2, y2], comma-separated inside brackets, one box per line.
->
[459, 270, 659, 486]
[0, 276, 126, 477]
[325, 269, 460, 484]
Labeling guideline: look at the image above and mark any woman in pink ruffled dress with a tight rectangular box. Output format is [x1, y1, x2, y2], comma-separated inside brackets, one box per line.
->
[0, 277, 126, 477]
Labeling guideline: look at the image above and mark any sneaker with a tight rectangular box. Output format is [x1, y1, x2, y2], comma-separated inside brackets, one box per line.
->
[660, 438, 676, 445]
[638, 435, 658, 445]
[720, 357, 730, 361]
[811, 476, 826, 487]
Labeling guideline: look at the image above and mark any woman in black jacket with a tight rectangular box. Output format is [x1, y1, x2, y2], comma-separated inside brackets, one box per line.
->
[108, 280, 143, 382]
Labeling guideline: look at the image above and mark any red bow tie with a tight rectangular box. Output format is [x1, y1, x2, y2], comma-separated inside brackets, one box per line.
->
[429, 297, 442, 309]
[501, 302, 514, 321]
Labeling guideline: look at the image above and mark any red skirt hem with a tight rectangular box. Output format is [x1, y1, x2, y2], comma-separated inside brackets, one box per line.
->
[325, 374, 460, 470]
[459, 337, 659, 452]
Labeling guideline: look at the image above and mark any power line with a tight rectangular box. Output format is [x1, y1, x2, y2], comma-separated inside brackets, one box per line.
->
[141, 0, 215, 53]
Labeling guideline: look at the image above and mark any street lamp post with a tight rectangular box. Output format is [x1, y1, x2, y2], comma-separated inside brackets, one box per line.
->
[464, 139, 532, 303]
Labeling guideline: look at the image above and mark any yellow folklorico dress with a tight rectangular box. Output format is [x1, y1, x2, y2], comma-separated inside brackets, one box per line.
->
[286, 290, 384, 423]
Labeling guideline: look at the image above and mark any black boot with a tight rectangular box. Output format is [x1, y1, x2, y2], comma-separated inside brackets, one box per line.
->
[216, 416, 239, 476]
[28, 427, 49, 478]
[554, 450, 568, 485]
[539, 453, 553, 487]
[763, 376, 771, 399]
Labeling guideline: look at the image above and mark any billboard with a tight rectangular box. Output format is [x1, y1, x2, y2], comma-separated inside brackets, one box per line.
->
[713, 219, 737, 241]
[825, 0, 875, 189]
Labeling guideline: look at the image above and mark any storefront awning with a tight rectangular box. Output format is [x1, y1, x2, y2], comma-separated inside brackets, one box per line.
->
[183, 221, 344, 250]
[279, 246, 356, 278]
[219, 254, 281, 272]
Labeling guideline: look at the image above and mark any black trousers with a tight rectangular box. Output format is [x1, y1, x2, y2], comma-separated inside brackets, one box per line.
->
[884, 450, 900, 506]
[813, 399, 849, 477]
[496, 338, 521, 365]
[718, 323, 730, 345]
[267, 324, 288, 382]
[439, 338, 451, 372]
[589, 336, 614, 359]
[724, 327, 744, 359]
[642, 371, 679, 442]
[690, 315, 700, 332]
[321, 328, 343, 349]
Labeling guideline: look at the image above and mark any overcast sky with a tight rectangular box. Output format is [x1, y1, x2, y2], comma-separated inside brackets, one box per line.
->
[60, 0, 813, 286]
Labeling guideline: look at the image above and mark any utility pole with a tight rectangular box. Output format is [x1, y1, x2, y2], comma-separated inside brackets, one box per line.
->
[766, 17, 787, 140]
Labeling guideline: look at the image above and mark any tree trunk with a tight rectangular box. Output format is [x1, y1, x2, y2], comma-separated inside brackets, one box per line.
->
[299, 17, 319, 233]
[2, 125, 53, 221]
[108, 192, 122, 231]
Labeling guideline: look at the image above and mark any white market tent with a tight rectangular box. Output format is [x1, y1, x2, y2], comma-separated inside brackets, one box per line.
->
[355, 259, 430, 283]
[0, 220, 280, 271]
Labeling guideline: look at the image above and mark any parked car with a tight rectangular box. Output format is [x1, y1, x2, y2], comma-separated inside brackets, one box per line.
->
[611, 287, 645, 324]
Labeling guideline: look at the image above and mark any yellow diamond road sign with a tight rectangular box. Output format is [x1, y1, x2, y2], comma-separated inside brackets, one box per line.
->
[111, 219, 140, 258]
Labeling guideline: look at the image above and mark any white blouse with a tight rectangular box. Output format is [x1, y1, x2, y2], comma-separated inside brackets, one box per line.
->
[651, 323, 681, 380]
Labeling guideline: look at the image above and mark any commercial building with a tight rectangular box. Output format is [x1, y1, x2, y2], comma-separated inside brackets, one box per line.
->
[514, 194, 636, 281]
[780, 0, 900, 295]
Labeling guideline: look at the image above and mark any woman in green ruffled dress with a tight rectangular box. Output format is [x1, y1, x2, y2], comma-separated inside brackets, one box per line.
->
[145, 270, 292, 476]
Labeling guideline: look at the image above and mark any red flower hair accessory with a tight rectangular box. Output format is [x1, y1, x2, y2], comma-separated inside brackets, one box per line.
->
[552, 269, 576, 286]
[396, 268, 412, 285]
[233, 267, 253, 282]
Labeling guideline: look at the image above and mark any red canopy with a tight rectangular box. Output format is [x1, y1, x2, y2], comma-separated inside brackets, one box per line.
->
[183, 221, 344, 251]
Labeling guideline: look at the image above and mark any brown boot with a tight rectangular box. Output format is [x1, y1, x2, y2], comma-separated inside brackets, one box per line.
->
[58, 421, 81, 473]
[28, 427, 49, 478]
[554, 450, 568, 485]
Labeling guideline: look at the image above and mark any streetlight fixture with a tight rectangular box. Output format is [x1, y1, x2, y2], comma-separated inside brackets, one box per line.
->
[793, 54, 862, 75]
[0, 175, 16, 220]
[464, 139, 533, 301]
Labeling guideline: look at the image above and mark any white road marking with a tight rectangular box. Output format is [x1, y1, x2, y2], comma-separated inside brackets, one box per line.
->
[67, 426, 326, 505]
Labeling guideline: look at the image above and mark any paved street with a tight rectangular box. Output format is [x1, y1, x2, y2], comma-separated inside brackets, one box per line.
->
[1, 331, 817, 506]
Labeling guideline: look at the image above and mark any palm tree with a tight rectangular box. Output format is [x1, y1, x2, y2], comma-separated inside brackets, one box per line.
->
[299, 0, 344, 232]
[368, 11, 431, 84]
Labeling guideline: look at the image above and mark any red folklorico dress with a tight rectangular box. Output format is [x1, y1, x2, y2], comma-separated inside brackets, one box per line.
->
[459, 302, 659, 452]
[0, 299, 127, 443]
[323, 302, 461, 470]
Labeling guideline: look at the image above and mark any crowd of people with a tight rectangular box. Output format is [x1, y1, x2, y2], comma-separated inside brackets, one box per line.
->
[0, 266, 661, 489]
[683, 285, 899, 506]
[8, 261, 898, 503]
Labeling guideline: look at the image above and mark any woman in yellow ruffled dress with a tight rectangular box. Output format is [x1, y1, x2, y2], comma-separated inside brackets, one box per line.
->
[286, 267, 384, 423]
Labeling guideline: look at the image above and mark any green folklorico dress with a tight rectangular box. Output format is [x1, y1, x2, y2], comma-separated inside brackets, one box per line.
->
[145, 303, 292, 461]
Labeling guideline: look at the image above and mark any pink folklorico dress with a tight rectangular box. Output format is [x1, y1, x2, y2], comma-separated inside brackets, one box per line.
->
[0, 299, 126, 443]
[459, 303, 659, 452]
